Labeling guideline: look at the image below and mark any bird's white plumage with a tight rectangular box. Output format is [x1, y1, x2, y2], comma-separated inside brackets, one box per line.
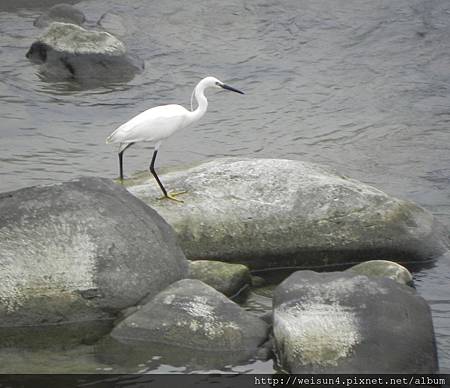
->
[106, 104, 191, 144]
[106, 76, 240, 149]
[106, 76, 243, 196]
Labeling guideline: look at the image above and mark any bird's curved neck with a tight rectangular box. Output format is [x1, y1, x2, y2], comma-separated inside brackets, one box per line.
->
[188, 83, 208, 124]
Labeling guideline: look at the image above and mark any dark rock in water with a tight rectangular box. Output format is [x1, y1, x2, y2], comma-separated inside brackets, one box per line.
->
[128, 158, 449, 270]
[188, 260, 251, 298]
[273, 270, 438, 373]
[34, 4, 86, 28]
[26, 22, 144, 86]
[0, 177, 188, 346]
[347, 259, 414, 287]
[111, 279, 268, 355]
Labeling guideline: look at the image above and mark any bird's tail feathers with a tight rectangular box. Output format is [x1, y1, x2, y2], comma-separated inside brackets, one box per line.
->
[106, 129, 119, 144]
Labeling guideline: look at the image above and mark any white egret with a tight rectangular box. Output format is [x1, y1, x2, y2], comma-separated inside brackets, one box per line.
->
[106, 76, 244, 201]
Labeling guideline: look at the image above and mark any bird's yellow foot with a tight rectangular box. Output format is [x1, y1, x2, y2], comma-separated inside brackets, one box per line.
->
[158, 191, 187, 202]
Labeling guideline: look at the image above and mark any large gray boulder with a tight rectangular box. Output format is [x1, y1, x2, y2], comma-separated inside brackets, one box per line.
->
[111, 279, 269, 356]
[273, 270, 438, 373]
[26, 22, 143, 85]
[0, 177, 188, 345]
[128, 158, 448, 270]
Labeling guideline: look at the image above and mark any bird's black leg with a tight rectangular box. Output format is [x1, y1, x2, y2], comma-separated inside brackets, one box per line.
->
[118, 142, 134, 182]
[149, 149, 186, 202]
[149, 149, 168, 197]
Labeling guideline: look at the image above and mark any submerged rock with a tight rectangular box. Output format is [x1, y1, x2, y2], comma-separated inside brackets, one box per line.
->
[0, 177, 188, 345]
[188, 260, 251, 297]
[347, 260, 413, 286]
[128, 158, 448, 270]
[273, 270, 438, 373]
[97, 12, 127, 37]
[34, 4, 86, 28]
[26, 22, 143, 85]
[111, 279, 268, 356]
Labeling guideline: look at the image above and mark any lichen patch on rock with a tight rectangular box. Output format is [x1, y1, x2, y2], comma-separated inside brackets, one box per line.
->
[274, 302, 361, 367]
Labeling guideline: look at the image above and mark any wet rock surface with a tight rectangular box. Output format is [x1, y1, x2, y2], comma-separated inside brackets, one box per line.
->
[347, 259, 414, 286]
[128, 158, 449, 270]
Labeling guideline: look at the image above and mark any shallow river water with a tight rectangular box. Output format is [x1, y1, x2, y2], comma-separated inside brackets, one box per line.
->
[0, 0, 449, 374]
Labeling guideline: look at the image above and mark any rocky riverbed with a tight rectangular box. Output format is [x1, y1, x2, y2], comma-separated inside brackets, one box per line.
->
[0, 158, 447, 373]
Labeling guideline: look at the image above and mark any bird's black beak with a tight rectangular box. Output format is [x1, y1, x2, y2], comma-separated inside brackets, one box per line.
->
[220, 83, 244, 94]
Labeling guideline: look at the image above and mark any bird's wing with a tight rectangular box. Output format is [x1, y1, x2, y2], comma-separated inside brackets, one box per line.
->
[106, 104, 190, 144]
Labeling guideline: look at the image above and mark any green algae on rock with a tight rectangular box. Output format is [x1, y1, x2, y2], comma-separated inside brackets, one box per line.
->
[188, 260, 251, 297]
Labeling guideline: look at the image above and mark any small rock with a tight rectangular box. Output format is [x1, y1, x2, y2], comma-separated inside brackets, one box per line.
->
[347, 260, 414, 287]
[188, 260, 251, 297]
[29, 22, 126, 57]
[111, 279, 269, 355]
[26, 22, 143, 85]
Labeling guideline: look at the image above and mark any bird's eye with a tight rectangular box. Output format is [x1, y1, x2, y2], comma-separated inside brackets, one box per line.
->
[215, 82, 220, 86]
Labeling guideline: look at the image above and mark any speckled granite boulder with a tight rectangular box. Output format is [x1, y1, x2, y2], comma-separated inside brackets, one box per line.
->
[273, 270, 438, 373]
[111, 279, 268, 354]
[128, 158, 448, 270]
[0, 177, 188, 345]
[347, 260, 413, 286]
[188, 260, 251, 297]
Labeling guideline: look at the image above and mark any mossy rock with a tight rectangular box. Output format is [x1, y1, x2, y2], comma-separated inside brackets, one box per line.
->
[347, 260, 413, 286]
[188, 260, 251, 297]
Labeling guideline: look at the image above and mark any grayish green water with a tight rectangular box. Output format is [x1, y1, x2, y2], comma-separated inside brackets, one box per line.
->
[0, 0, 449, 373]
